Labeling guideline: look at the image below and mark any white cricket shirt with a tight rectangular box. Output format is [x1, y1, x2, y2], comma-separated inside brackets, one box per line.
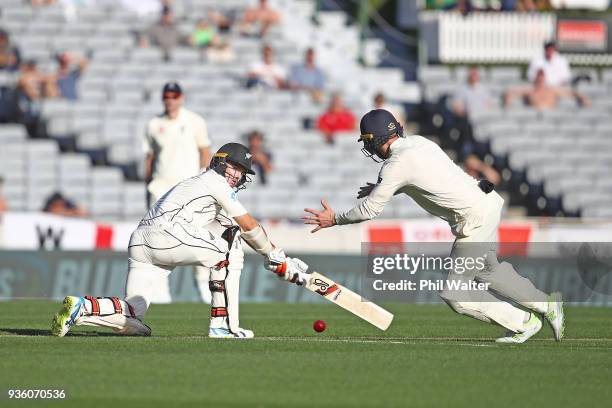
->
[144, 107, 210, 198]
[336, 136, 490, 237]
[139, 170, 247, 229]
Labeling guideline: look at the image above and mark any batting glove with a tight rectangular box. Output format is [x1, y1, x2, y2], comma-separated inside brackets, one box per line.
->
[265, 249, 309, 285]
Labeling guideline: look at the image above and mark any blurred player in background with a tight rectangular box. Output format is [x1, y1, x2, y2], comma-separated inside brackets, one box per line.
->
[144, 82, 212, 304]
[52, 143, 309, 339]
[303, 109, 565, 344]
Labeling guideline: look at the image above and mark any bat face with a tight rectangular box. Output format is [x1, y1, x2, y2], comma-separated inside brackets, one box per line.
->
[305, 272, 394, 331]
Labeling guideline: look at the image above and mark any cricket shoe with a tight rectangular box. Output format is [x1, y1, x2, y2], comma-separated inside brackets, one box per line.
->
[495, 313, 542, 344]
[544, 292, 565, 341]
[51, 296, 85, 337]
[208, 327, 254, 339]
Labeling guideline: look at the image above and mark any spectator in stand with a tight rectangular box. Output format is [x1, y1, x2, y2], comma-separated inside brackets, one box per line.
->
[0, 29, 21, 71]
[239, 0, 281, 37]
[189, 18, 235, 63]
[504, 69, 589, 111]
[246, 45, 286, 89]
[208, 9, 237, 33]
[373, 92, 406, 127]
[288, 48, 325, 103]
[247, 130, 273, 185]
[0, 176, 8, 215]
[139, 6, 187, 57]
[15, 60, 54, 137]
[450, 67, 493, 157]
[206, 41, 236, 64]
[515, 0, 552, 12]
[190, 18, 220, 48]
[452, 67, 494, 119]
[46, 52, 88, 100]
[528, 41, 571, 87]
[316, 93, 356, 145]
[462, 154, 501, 186]
[16, 60, 55, 101]
[43, 192, 87, 217]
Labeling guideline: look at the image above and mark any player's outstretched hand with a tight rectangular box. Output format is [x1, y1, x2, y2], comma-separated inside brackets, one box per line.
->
[302, 199, 336, 233]
[357, 182, 376, 199]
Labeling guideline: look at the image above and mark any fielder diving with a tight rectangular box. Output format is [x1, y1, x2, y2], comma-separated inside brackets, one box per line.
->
[51, 143, 309, 339]
[302, 109, 564, 344]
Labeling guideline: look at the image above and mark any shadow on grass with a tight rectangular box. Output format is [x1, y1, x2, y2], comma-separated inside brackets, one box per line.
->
[0, 328, 124, 337]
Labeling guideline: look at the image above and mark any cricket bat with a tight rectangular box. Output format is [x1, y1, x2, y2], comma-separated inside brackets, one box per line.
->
[304, 272, 394, 331]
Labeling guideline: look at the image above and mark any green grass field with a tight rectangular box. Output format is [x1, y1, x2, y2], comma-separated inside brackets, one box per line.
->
[1, 301, 611, 407]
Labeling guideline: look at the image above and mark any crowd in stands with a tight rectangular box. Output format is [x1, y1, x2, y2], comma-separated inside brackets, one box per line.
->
[0, 0, 413, 218]
[0, 0, 391, 148]
[447, 41, 588, 125]
[427, 0, 565, 12]
[418, 36, 606, 215]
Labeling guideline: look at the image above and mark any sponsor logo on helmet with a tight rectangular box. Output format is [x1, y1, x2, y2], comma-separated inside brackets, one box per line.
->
[245, 153, 252, 159]
[388, 122, 396, 131]
[359, 133, 374, 142]
[214, 152, 229, 158]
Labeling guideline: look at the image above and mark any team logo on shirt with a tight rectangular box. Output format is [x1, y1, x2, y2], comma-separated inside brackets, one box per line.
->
[230, 191, 238, 201]
[387, 122, 396, 131]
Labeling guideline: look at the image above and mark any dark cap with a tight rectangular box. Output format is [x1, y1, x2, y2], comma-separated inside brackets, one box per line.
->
[162, 82, 182, 97]
[544, 40, 556, 49]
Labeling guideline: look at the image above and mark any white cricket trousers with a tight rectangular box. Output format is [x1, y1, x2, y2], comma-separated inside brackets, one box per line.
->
[439, 191, 549, 332]
[146, 190, 213, 304]
[125, 223, 230, 318]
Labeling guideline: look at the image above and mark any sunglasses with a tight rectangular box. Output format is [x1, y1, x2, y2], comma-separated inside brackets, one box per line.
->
[162, 93, 181, 100]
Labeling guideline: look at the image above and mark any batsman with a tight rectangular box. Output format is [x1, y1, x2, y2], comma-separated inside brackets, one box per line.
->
[303, 109, 565, 344]
[52, 143, 309, 339]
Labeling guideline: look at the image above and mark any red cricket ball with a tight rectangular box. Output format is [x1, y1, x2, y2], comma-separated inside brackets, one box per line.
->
[313, 320, 326, 333]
